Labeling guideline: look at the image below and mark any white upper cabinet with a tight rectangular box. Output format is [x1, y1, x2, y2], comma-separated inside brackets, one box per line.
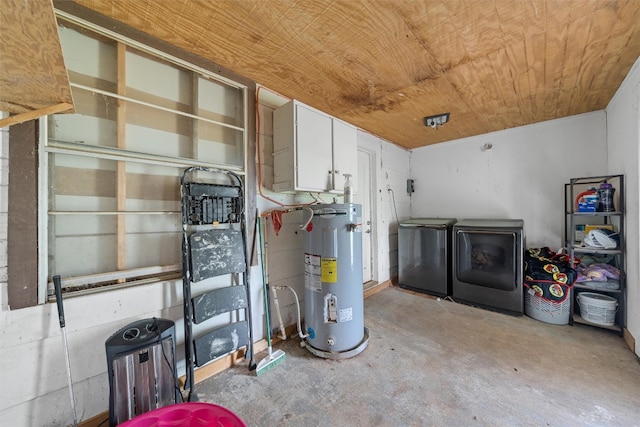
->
[273, 100, 357, 194]
[332, 118, 358, 192]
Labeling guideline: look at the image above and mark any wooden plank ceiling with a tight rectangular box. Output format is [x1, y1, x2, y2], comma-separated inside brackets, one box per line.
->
[73, 0, 640, 149]
[0, 0, 74, 128]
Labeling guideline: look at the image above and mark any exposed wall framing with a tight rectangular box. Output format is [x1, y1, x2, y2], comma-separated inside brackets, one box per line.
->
[54, 1, 257, 248]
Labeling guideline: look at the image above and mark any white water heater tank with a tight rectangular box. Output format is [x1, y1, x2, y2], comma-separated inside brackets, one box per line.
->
[303, 204, 369, 358]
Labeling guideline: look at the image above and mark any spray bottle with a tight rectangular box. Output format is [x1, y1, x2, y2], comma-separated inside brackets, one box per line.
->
[343, 173, 353, 204]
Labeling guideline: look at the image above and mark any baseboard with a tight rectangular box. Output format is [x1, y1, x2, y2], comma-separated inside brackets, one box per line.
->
[623, 327, 636, 354]
[79, 411, 109, 427]
[364, 278, 393, 299]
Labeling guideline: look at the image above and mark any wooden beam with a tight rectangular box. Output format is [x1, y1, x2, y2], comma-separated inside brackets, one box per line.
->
[0, 103, 73, 129]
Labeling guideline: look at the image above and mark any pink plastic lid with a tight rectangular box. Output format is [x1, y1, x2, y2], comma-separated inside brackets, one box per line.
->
[118, 402, 247, 427]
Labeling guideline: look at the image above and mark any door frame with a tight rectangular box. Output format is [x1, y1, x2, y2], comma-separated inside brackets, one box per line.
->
[357, 147, 378, 284]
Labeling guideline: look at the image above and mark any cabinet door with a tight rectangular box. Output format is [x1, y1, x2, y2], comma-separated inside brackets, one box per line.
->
[295, 104, 333, 191]
[332, 119, 358, 193]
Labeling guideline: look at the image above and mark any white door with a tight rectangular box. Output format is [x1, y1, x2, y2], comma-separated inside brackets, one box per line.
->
[356, 149, 373, 283]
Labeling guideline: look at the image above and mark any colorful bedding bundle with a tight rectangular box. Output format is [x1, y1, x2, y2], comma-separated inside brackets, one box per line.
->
[524, 247, 578, 303]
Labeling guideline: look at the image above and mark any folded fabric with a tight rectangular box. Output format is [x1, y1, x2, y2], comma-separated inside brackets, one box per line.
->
[576, 263, 620, 282]
[578, 280, 620, 290]
[578, 254, 615, 266]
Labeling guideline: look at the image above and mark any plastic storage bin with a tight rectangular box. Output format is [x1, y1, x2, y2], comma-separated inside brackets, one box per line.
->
[577, 292, 618, 326]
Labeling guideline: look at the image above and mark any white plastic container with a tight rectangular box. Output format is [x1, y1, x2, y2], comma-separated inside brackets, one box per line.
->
[577, 292, 618, 326]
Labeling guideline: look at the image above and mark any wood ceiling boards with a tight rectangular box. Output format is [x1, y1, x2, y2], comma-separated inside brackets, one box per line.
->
[71, 1, 640, 148]
[0, 0, 74, 128]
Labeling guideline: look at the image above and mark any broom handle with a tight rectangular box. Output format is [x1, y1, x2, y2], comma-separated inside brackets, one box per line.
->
[258, 216, 272, 348]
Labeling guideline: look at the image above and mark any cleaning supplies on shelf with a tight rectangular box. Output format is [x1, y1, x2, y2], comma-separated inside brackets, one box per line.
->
[597, 181, 616, 212]
[575, 188, 599, 212]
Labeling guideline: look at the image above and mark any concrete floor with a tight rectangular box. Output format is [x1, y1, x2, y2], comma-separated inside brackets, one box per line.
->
[196, 287, 640, 426]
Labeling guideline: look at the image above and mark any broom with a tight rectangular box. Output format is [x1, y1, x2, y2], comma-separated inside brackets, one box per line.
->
[256, 214, 285, 375]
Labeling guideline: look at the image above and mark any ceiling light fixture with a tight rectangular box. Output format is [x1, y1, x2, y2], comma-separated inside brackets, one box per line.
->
[423, 112, 450, 129]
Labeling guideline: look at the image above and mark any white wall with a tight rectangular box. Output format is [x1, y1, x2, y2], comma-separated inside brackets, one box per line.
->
[410, 112, 608, 248]
[0, 276, 186, 424]
[606, 55, 640, 356]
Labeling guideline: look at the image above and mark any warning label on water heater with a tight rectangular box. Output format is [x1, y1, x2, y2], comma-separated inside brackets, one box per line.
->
[304, 253, 322, 292]
[321, 258, 337, 283]
[339, 307, 353, 322]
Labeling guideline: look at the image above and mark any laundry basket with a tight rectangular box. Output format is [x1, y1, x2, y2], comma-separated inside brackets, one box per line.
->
[577, 292, 618, 326]
[523, 247, 577, 326]
[525, 290, 570, 325]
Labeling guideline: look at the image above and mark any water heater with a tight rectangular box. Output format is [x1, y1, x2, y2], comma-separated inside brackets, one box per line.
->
[304, 203, 369, 359]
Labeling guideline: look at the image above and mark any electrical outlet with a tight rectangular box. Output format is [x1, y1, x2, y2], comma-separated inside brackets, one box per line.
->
[407, 179, 415, 193]
[386, 184, 391, 191]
